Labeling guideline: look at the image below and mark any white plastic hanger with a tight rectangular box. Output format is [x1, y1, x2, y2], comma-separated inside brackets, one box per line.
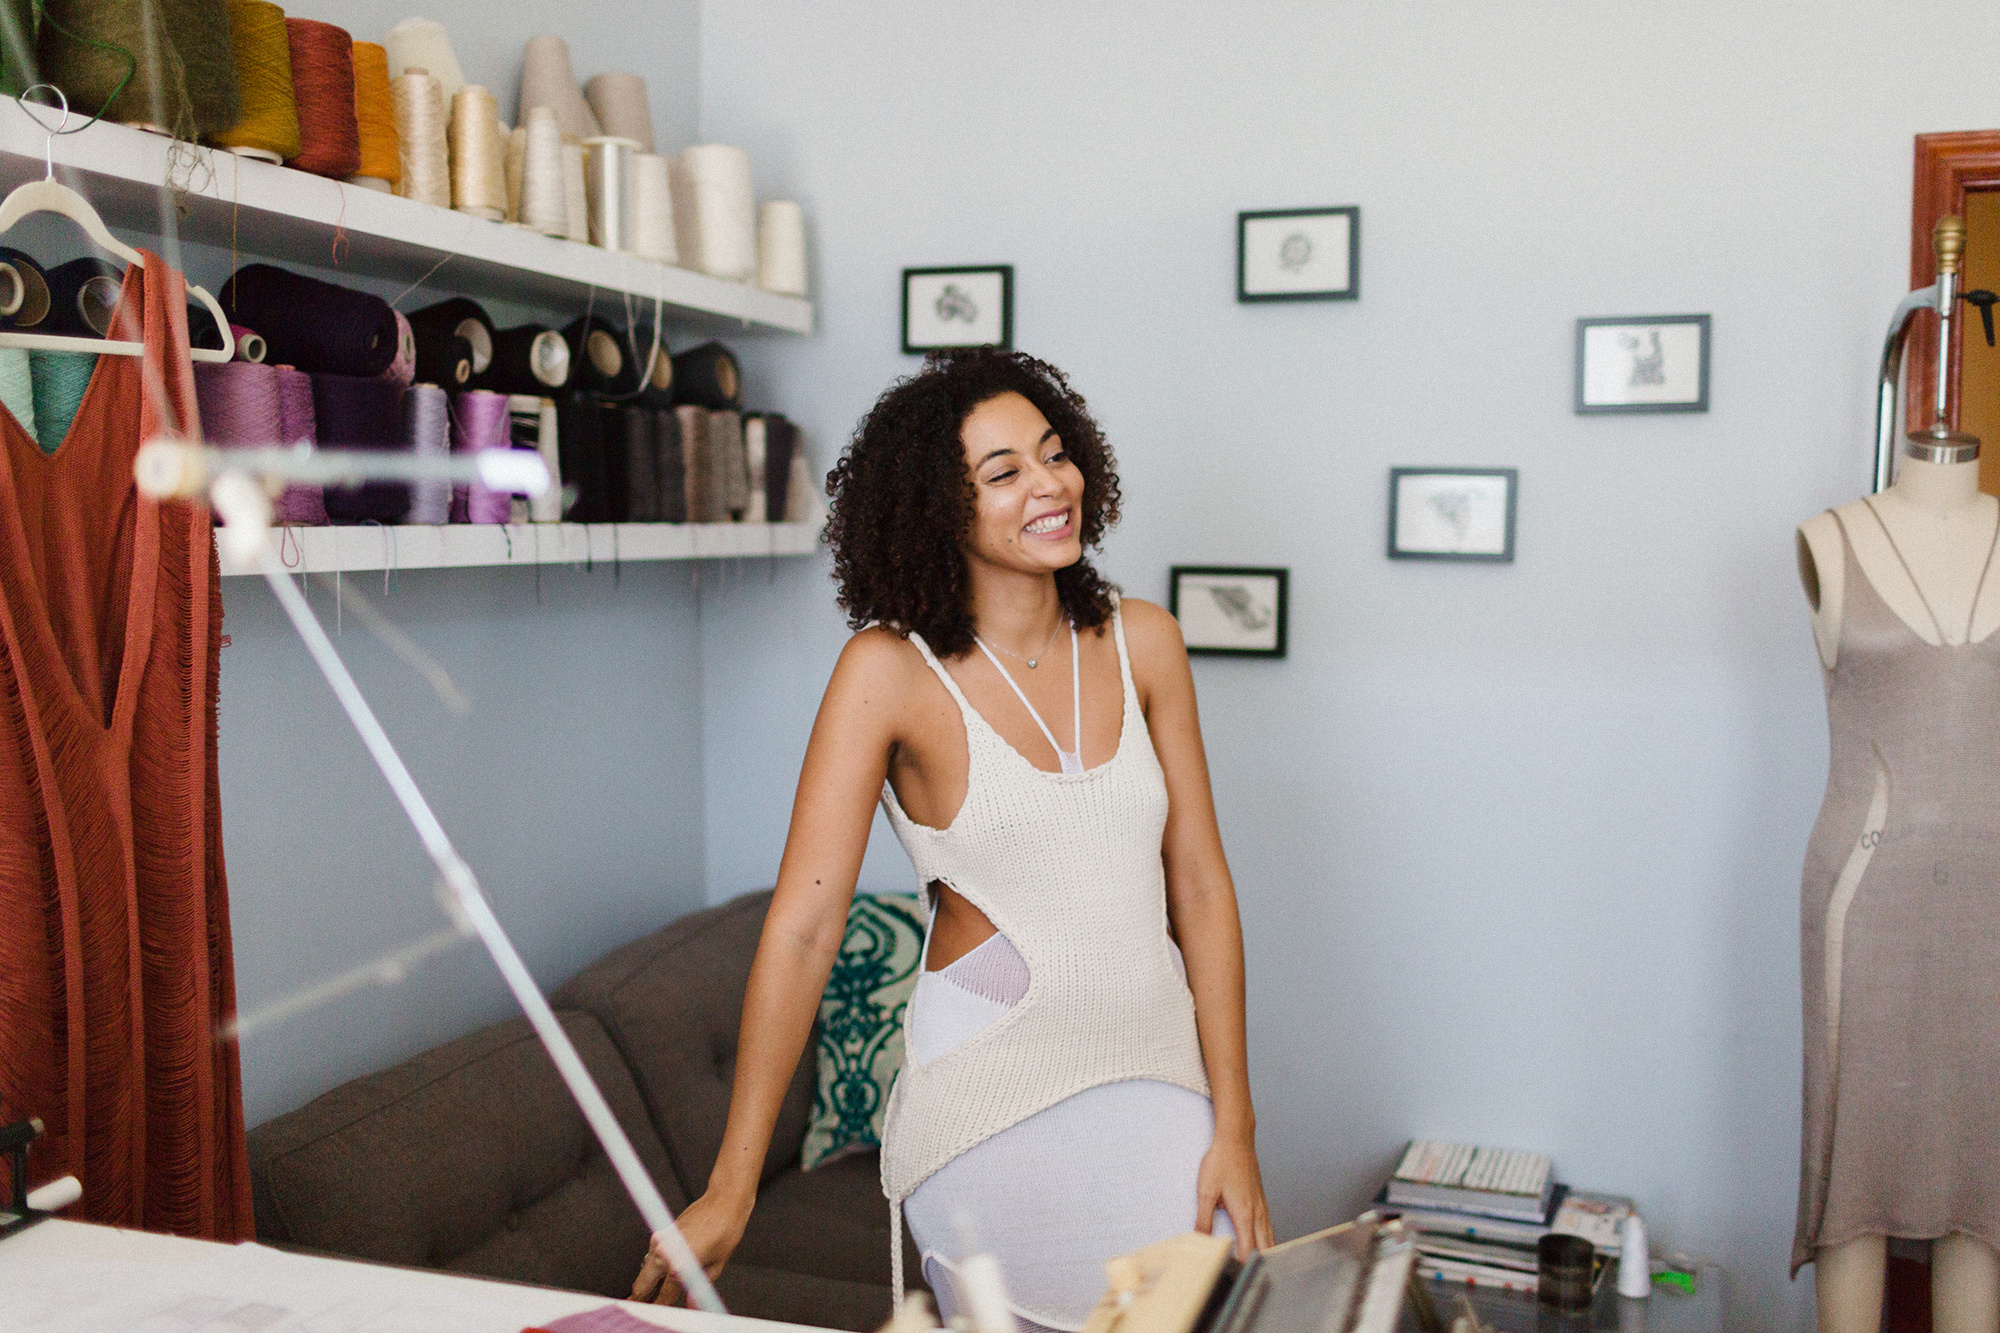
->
[0, 87, 232, 362]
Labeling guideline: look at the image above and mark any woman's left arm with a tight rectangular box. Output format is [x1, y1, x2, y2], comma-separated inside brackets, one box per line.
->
[1124, 599, 1275, 1257]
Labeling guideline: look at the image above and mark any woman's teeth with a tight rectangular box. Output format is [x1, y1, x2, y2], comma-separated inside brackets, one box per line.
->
[1025, 512, 1068, 535]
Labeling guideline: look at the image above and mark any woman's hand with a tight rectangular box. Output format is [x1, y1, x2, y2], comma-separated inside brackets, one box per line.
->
[630, 1189, 753, 1306]
[1196, 1135, 1275, 1260]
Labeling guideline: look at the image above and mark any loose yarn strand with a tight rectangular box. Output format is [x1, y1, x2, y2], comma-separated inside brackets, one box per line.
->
[384, 249, 459, 312]
[33, 4, 139, 128]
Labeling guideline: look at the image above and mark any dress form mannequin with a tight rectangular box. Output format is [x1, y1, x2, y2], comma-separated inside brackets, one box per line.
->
[1797, 453, 2000, 668]
[1796, 442, 2000, 1333]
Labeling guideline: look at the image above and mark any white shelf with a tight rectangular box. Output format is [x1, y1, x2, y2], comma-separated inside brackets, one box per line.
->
[0, 102, 812, 335]
[220, 521, 821, 576]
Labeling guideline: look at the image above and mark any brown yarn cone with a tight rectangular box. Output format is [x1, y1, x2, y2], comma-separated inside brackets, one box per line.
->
[282, 17, 359, 179]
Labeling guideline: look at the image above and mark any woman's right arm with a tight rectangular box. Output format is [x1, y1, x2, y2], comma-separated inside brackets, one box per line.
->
[633, 630, 908, 1304]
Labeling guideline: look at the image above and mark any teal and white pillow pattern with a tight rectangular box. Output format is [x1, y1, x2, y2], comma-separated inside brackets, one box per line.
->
[801, 892, 925, 1169]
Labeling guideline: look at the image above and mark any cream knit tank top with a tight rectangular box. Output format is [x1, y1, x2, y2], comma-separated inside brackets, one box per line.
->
[878, 596, 1211, 1298]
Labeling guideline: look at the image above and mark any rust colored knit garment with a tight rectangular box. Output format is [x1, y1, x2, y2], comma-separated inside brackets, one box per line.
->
[0, 251, 250, 1239]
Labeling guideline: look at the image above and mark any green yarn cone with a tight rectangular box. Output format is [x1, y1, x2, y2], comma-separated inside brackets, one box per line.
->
[37, 0, 239, 137]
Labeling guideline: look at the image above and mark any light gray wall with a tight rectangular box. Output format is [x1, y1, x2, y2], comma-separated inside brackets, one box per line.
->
[140, 0, 720, 1125]
[222, 564, 712, 1127]
[692, 3, 2000, 1328]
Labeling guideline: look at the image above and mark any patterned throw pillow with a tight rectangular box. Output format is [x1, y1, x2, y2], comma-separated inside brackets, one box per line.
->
[801, 892, 926, 1170]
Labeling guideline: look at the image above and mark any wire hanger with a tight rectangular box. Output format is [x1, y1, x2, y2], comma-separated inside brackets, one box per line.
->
[0, 87, 232, 362]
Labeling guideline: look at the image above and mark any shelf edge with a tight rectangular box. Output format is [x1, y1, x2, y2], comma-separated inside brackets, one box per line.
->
[219, 522, 823, 576]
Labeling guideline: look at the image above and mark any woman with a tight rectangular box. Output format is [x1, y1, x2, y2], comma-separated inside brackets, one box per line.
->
[633, 349, 1272, 1330]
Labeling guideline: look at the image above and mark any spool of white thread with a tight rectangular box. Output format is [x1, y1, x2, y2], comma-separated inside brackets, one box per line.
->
[391, 68, 450, 208]
[561, 141, 590, 244]
[757, 200, 807, 296]
[518, 108, 568, 237]
[583, 137, 638, 251]
[681, 144, 755, 281]
[1617, 1215, 1652, 1299]
[518, 35, 600, 141]
[630, 153, 677, 263]
[383, 17, 464, 104]
[667, 154, 700, 271]
[584, 72, 654, 153]
[514, 394, 563, 521]
[449, 85, 508, 219]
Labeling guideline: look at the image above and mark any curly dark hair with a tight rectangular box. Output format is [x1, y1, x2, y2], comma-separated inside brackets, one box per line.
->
[825, 348, 1122, 659]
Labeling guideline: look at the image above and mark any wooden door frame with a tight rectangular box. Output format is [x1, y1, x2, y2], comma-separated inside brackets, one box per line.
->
[1909, 131, 2000, 431]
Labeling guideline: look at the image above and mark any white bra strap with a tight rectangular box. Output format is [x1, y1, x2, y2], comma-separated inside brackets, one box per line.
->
[1109, 595, 1135, 700]
[906, 629, 978, 718]
[973, 624, 1080, 765]
[1070, 622, 1082, 766]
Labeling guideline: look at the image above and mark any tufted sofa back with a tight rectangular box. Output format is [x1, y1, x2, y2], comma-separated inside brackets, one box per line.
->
[248, 1009, 681, 1298]
[245, 892, 820, 1303]
[553, 889, 817, 1201]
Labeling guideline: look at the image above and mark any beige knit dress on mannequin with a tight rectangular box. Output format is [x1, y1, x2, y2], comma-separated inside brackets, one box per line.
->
[1793, 506, 2000, 1272]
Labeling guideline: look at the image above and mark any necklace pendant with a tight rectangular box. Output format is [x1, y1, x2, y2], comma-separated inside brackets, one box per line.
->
[1026, 659, 1038, 669]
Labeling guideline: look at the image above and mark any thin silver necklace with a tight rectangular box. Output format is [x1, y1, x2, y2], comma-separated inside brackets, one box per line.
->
[979, 614, 1066, 669]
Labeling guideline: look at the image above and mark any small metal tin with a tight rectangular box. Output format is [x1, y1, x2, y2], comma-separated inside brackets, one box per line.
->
[1538, 1233, 1595, 1314]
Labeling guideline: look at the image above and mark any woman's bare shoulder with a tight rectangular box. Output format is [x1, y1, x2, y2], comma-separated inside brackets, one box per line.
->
[1116, 597, 1187, 655]
[1113, 598, 1191, 700]
[828, 625, 933, 704]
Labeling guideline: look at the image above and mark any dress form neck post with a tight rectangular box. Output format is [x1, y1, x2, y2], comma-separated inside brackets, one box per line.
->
[1888, 455, 1983, 519]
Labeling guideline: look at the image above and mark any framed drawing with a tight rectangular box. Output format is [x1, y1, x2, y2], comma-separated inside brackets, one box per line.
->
[1169, 566, 1288, 658]
[903, 265, 1013, 353]
[1237, 207, 1359, 302]
[1387, 467, 1517, 563]
[1574, 314, 1711, 413]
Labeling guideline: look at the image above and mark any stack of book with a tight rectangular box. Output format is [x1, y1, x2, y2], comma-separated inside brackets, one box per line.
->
[1379, 1140, 1635, 1297]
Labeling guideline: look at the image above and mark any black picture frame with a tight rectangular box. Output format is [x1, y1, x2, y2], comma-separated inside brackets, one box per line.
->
[1573, 314, 1711, 414]
[902, 265, 1014, 354]
[1387, 467, 1518, 563]
[1169, 566, 1289, 658]
[1237, 207, 1360, 302]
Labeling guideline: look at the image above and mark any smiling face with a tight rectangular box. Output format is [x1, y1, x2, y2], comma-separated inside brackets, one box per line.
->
[958, 390, 1086, 576]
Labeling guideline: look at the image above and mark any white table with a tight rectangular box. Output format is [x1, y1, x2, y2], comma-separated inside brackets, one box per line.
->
[0, 1217, 827, 1333]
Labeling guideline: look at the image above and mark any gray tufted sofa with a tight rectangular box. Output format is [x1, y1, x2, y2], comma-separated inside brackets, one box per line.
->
[247, 890, 922, 1330]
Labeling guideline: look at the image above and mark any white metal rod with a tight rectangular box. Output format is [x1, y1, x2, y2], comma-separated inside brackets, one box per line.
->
[255, 548, 724, 1314]
[1935, 269, 1959, 431]
[136, 441, 550, 495]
